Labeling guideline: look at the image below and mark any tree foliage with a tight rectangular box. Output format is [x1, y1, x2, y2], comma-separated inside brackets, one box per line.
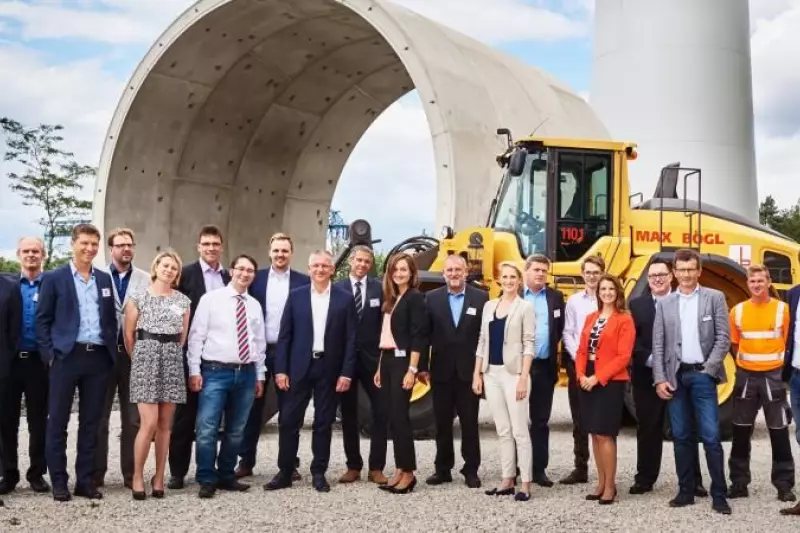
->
[1, 117, 94, 268]
[759, 195, 800, 243]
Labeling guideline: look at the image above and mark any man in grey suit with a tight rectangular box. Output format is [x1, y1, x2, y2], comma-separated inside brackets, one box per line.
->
[652, 248, 732, 515]
[94, 228, 150, 489]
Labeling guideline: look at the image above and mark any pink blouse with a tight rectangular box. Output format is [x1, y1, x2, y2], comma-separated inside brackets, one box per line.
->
[379, 313, 397, 350]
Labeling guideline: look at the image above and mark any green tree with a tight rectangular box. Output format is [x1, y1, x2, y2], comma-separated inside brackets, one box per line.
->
[759, 195, 780, 228]
[0, 257, 21, 274]
[1, 117, 94, 268]
[759, 196, 800, 243]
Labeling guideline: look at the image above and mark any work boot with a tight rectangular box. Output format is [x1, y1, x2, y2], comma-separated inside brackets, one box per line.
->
[778, 489, 797, 502]
[727, 484, 749, 498]
[559, 469, 588, 485]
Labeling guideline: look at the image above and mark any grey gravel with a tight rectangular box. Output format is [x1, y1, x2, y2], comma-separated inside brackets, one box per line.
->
[3, 389, 799, 532]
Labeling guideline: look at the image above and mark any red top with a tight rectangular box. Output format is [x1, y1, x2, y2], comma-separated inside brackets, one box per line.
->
[576, 310, 635, 385]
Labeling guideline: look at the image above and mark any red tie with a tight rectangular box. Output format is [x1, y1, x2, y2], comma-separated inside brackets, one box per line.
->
[236, 295, 250, 362]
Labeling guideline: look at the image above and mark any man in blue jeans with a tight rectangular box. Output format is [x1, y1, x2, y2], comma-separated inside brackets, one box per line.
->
[652, 248, 732, 515]
[782, 282, 800, 516]
[187, 254, 267, 499]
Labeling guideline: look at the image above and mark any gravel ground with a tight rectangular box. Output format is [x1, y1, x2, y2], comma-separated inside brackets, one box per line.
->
[3, 389, 799, 532]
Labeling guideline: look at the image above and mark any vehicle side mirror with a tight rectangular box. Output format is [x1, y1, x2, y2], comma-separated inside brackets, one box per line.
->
[508, 148, 528, 177]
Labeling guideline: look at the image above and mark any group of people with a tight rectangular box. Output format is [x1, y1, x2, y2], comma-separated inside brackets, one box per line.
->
[0, 224, 799, 519]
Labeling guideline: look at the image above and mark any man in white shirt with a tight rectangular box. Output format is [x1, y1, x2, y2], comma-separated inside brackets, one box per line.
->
[264, 250, 357, 493]
[186, 254, 266, 499]
[559, 255, 604, 485]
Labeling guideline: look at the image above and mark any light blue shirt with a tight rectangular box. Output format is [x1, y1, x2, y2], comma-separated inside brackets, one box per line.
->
[678, 287, 704, 364]
[525, 287, 550, 359]
[70, 262, 103, 345]
[448, 290, 465, 327]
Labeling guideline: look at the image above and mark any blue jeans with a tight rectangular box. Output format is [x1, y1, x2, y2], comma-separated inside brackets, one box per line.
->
[791, 369, 800, 446]
[668, 370, 726, 501]
[195, 364, 256, 486]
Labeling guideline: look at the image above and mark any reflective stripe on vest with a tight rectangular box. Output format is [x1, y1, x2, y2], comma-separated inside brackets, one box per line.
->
[734, 300, 786, 366]
[737, 351, 784, 362]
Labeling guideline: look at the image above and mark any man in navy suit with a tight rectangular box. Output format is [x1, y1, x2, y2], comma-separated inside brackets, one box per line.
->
[782, 283, 800, 516]
[36, 224, 117, 501]
[264, 250, 357, 493]
[334, 245, 388, 485]
[0, 273, 21, 507]
[236, 232, 309, 479]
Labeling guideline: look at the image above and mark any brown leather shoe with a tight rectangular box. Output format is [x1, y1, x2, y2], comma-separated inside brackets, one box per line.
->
[338, 469, 361, 483]
[368, 470, 388, 485]
[780, 501, 800, 515]
[235, 466, 254, 479]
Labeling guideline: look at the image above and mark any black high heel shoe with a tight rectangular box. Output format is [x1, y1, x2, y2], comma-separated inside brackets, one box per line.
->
[485, 487, 515, 496]
[599, 488, 617, 505]
[586, 493, 603, 501]
[132, 481, 146, 501]
[388, 476, 417, 494]
[151, 476, 165, 499]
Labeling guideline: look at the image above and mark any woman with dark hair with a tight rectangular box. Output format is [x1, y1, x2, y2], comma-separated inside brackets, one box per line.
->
[373, 252, 428, 494]
[576, 274, 634, 505]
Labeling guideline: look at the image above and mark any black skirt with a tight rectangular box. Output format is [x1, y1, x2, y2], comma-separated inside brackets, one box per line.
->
[579, 361, 625, 437]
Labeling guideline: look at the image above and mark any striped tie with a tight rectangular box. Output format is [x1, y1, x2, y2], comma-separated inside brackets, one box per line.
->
[354, 281, 363, 319]
[236, 295, 250, 362]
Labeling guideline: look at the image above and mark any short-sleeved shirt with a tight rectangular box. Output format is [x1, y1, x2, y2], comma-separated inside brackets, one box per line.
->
[729, 298, 789, 372]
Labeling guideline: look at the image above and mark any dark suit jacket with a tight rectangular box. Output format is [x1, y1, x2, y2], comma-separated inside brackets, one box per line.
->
[424, 285, 488, 383]
[35, 264, 117, 364]
[0, 275, 21, 379]
[275, 284, 357, 383]
[388, 289, 429, 364]
[249, 267, 311, 322]
[630, 292, 657, 381]
[537, 286, 566, 380]
[785, 285, 800, 382]
[334, 276, 382, 366]
[178, 261, 231, 325]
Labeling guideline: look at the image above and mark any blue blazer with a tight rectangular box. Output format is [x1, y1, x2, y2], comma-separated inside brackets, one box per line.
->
[249, 267, 310, 321]
[275, 284, 357, 383]
[785, 285, 800, 382]
[35, 264, 118, 364]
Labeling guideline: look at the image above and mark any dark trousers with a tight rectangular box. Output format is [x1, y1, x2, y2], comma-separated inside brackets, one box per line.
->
[169, 357, 199, 479]
[277, 358, 337, 475]
[380, 353, 415, 471]
[95, 345, 139, 485]
[46, 345, 112, 490]
[669, 369, 726, 501]
[563, 357, 589, 472]
[633, 371, 704, 488]
[432, 377, 480, 475]
[341, 355, 388, 471]
[0, 351, 49, 483]
[529, 359, 556, 475]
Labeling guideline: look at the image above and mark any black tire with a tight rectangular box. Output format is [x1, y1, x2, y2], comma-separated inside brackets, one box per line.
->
[356, 383, 437, 440]
[261, 380, 279, 425]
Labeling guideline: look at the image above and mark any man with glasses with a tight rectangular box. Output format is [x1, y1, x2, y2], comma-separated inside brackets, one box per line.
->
[168, 225, 231, 490]
[560, 255, 605, 485]
[652, 248, 732, 515]
[95, 228, 150, 489]
[187, 254, 266, 498]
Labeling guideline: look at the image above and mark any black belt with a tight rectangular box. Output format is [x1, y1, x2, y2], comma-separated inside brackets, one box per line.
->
[679, 362, 705, 373]
[312, 351, 325, 360]
[137, 331, 181, 343]
[202, 360, 254, 371]
[18, 350, 38, 359]
[75, 343, 106, 352]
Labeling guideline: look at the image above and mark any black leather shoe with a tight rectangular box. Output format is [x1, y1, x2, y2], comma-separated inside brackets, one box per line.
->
[485, 487, 514, 496]
[464, 473, 482, 489]
[532, 473, 554, 488]
[426, 471, 453, 485]
[669, 494, 695, 507]
[0, 479, 17, 495]
[198, 483, 216, 499]
[629, 483, 653, 495]
[292, 468, 302, 482]
[514, 491, 530, 502]
[727, 484, 748, 498]
[778, 489, 796, 502]
[74, 485, 103, 500]
[559, 469, 588, 485]
[217, 479, 250, 492]
[29, 477, 51, 493]
[695, 484, 709, 498]
[52, 486, 72, 502]
[167, 476, 185, 490]
[264, 473, 292, 491]
[313, 474, 331, 493]
[712, 499, 732, 515]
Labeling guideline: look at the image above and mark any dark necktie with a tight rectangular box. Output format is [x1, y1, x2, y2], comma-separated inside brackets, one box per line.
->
[236, 295, 250, 362]
[354, 281, 363, 319]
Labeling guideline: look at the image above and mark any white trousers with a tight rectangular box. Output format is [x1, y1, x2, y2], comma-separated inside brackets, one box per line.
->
[484, 365, 532, 482]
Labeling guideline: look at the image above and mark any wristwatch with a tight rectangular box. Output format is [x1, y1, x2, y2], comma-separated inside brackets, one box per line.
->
[408, 365, 418, 375]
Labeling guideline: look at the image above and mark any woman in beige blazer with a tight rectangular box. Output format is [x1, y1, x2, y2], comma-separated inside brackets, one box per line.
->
[472, 261, 535, 501]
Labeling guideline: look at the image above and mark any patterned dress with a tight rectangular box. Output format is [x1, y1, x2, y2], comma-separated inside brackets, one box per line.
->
[129, 289, 191, 404]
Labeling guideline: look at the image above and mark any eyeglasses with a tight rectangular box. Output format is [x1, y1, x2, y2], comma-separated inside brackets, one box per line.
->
[647, 273, 670, 280]
[583, 271, 602, 277]
[112, 243, 135, 249]
[233, 267, 255, 275]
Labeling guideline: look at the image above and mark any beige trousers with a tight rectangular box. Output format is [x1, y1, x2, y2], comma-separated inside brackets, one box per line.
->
[484, 364, 532, 482]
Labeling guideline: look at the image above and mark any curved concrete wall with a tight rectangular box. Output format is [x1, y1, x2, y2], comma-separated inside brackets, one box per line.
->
[94, 0, 608, 265]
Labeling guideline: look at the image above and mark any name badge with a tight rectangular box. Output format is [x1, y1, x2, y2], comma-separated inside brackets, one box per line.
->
[702, 315, 712, 322]
[33, 293, 39, 303]
[370, 298, 380, 308]
[102, 288, 111, 298]
[395, 349, 407, 358]
[553, 309, 561, 318]
[466, 307, 477, 316]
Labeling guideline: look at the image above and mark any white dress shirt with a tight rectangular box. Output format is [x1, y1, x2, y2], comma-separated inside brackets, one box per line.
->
[563, 290, 598, 360]
[199, 258, 225, 292]
[187, 284, 267, 380]
[678, 287, 705, 364]
[265, 267, 291, 344]
[349, 275, 367, 309]
[311, 283, 331, 353]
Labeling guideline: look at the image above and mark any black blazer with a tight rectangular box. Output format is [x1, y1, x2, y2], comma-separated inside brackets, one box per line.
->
[424, 285, 488, 383]
[785, 284, 800, 382]
[630, 292, 657, 381]
[387, 289, 429, 361]
[178, 261, 231, 326]
[0, 275, 21, 379]
[334, 276, 383, 365]
[540, 286, 566, 379]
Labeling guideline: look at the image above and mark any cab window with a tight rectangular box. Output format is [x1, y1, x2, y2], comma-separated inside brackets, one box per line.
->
[764, 251, 792, 284]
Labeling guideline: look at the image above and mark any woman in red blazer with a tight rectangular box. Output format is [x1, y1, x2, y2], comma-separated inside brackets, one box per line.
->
[576, 274, 635, 505]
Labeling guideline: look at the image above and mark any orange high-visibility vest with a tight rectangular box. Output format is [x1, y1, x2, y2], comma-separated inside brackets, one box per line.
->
[729, 298, 789, 372]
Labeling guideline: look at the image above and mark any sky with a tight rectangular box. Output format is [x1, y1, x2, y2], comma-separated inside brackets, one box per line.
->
[0, 0, 798, 259]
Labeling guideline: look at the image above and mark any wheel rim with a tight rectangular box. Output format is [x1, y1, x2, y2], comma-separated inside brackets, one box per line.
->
[411, 380, 431, 402]
[717, 353, 736, 404]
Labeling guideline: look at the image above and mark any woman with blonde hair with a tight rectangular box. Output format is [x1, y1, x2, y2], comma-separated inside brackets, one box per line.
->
[124, 250, 191, 500]
[473, 261, 535, 501]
